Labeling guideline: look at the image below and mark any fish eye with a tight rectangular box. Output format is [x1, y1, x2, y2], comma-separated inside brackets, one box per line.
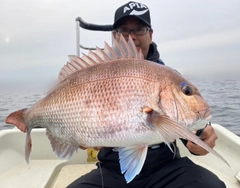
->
[182, 85, 193, 96]
[181, 82, 194, 96]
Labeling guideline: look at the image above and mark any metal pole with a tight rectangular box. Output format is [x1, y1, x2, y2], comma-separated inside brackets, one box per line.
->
[76, 20, 80, 56]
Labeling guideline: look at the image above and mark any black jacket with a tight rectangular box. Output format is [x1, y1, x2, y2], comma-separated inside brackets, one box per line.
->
[147, 42, 165, 65]
[97, 42, 180, 175]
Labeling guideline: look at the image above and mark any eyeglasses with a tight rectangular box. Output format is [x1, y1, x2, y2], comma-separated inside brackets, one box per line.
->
[115, 27, 150, 37]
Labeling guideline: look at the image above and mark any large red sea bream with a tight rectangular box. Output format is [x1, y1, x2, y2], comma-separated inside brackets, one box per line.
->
[6, 35, 228, 183]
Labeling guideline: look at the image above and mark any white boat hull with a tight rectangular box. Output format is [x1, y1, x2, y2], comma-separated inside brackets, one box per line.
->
[0, 124, 239, 188]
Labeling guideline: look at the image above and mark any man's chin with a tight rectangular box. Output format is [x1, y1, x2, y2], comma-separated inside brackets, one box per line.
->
[135, 46, 140, 51]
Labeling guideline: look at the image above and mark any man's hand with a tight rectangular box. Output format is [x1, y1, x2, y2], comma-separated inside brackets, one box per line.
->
[186, 125, 218, 155]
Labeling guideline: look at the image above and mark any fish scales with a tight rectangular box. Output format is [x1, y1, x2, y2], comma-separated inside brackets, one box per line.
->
[28, 59, 162, 147]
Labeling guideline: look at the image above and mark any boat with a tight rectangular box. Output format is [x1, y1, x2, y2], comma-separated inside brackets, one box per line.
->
[0, 124, 240, 188]
[1, 18, 240, 188]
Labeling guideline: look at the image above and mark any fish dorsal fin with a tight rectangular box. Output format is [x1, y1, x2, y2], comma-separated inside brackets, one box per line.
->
[112, 38, 126, 58]
[96, 46, 112, 61]
[88, 50, 105, 63]
[119, 35, 134, 58]
[58, 35, 143, 81]
[111, 35, 143, 59]
[82, 53, 99, 66]
[58, 55, 90, 81]
[127, 36, 144, 59]
[104, 42, 118, 60]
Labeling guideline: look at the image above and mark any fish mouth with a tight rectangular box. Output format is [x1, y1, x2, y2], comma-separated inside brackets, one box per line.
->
[179, 108, 212, 130]
[197, 107, 212, 121]
[187, 107, 212, 131]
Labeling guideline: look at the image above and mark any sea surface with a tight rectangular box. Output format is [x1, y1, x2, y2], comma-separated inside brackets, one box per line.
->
[0, 77, 239, 136]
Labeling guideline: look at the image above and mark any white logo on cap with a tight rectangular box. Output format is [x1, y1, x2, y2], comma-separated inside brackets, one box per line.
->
[129, 9, 148, 16]
[123, 2, 148, 15]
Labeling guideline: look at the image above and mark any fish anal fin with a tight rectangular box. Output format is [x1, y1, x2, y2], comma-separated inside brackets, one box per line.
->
[46, 130, 78, 160]
[118, 145, 148, 183]
[5, 108, 28, 132]
[150, 111, 230, 167]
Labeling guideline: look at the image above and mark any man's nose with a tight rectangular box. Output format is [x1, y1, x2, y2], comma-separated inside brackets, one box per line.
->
[129, 31, 137, 39]
[123, 33, 136, 41]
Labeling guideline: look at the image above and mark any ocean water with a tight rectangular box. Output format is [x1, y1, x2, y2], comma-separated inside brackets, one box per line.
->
[0, 89, 45, 130]
[0, 78, 239, 136]
[191, 78, 240, 136]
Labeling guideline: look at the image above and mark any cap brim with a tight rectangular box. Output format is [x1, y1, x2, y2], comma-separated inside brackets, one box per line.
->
[113, 15, 151, 29]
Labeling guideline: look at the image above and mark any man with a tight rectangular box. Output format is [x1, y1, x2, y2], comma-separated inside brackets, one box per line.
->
[67, 1, 226, 187]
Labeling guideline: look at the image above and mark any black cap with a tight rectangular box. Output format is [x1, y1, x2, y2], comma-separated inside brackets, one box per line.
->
[113, 1, 151, 29]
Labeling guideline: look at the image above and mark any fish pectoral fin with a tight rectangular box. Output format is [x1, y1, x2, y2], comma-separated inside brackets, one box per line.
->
[46, 130, 78, 160]
[150, 112, 186, 143]
[118, 145, 148, 183]
[150, 111, 230, 167]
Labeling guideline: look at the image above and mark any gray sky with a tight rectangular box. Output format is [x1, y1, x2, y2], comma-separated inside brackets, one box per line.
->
[1, 0, 240, 90]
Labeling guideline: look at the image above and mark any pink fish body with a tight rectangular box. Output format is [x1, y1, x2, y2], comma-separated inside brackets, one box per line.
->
[6, 35, 228, 183]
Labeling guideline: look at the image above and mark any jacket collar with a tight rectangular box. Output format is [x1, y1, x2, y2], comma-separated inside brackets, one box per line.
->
[147, 42, 164, 65]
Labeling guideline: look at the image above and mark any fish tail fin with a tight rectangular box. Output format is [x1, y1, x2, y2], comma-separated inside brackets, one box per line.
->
[5, 108, 28, 132]
[6, 108, 32, 163]
[25, 131, 32, 163]
[150, 111, 230, 167]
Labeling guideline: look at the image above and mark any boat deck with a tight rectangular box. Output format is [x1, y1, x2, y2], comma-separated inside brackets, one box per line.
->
[0, 124, 240, 188]
[0, 159, 95, 187]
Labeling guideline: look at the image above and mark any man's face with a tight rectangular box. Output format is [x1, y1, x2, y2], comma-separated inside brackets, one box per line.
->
[113, 17, 153, 59]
